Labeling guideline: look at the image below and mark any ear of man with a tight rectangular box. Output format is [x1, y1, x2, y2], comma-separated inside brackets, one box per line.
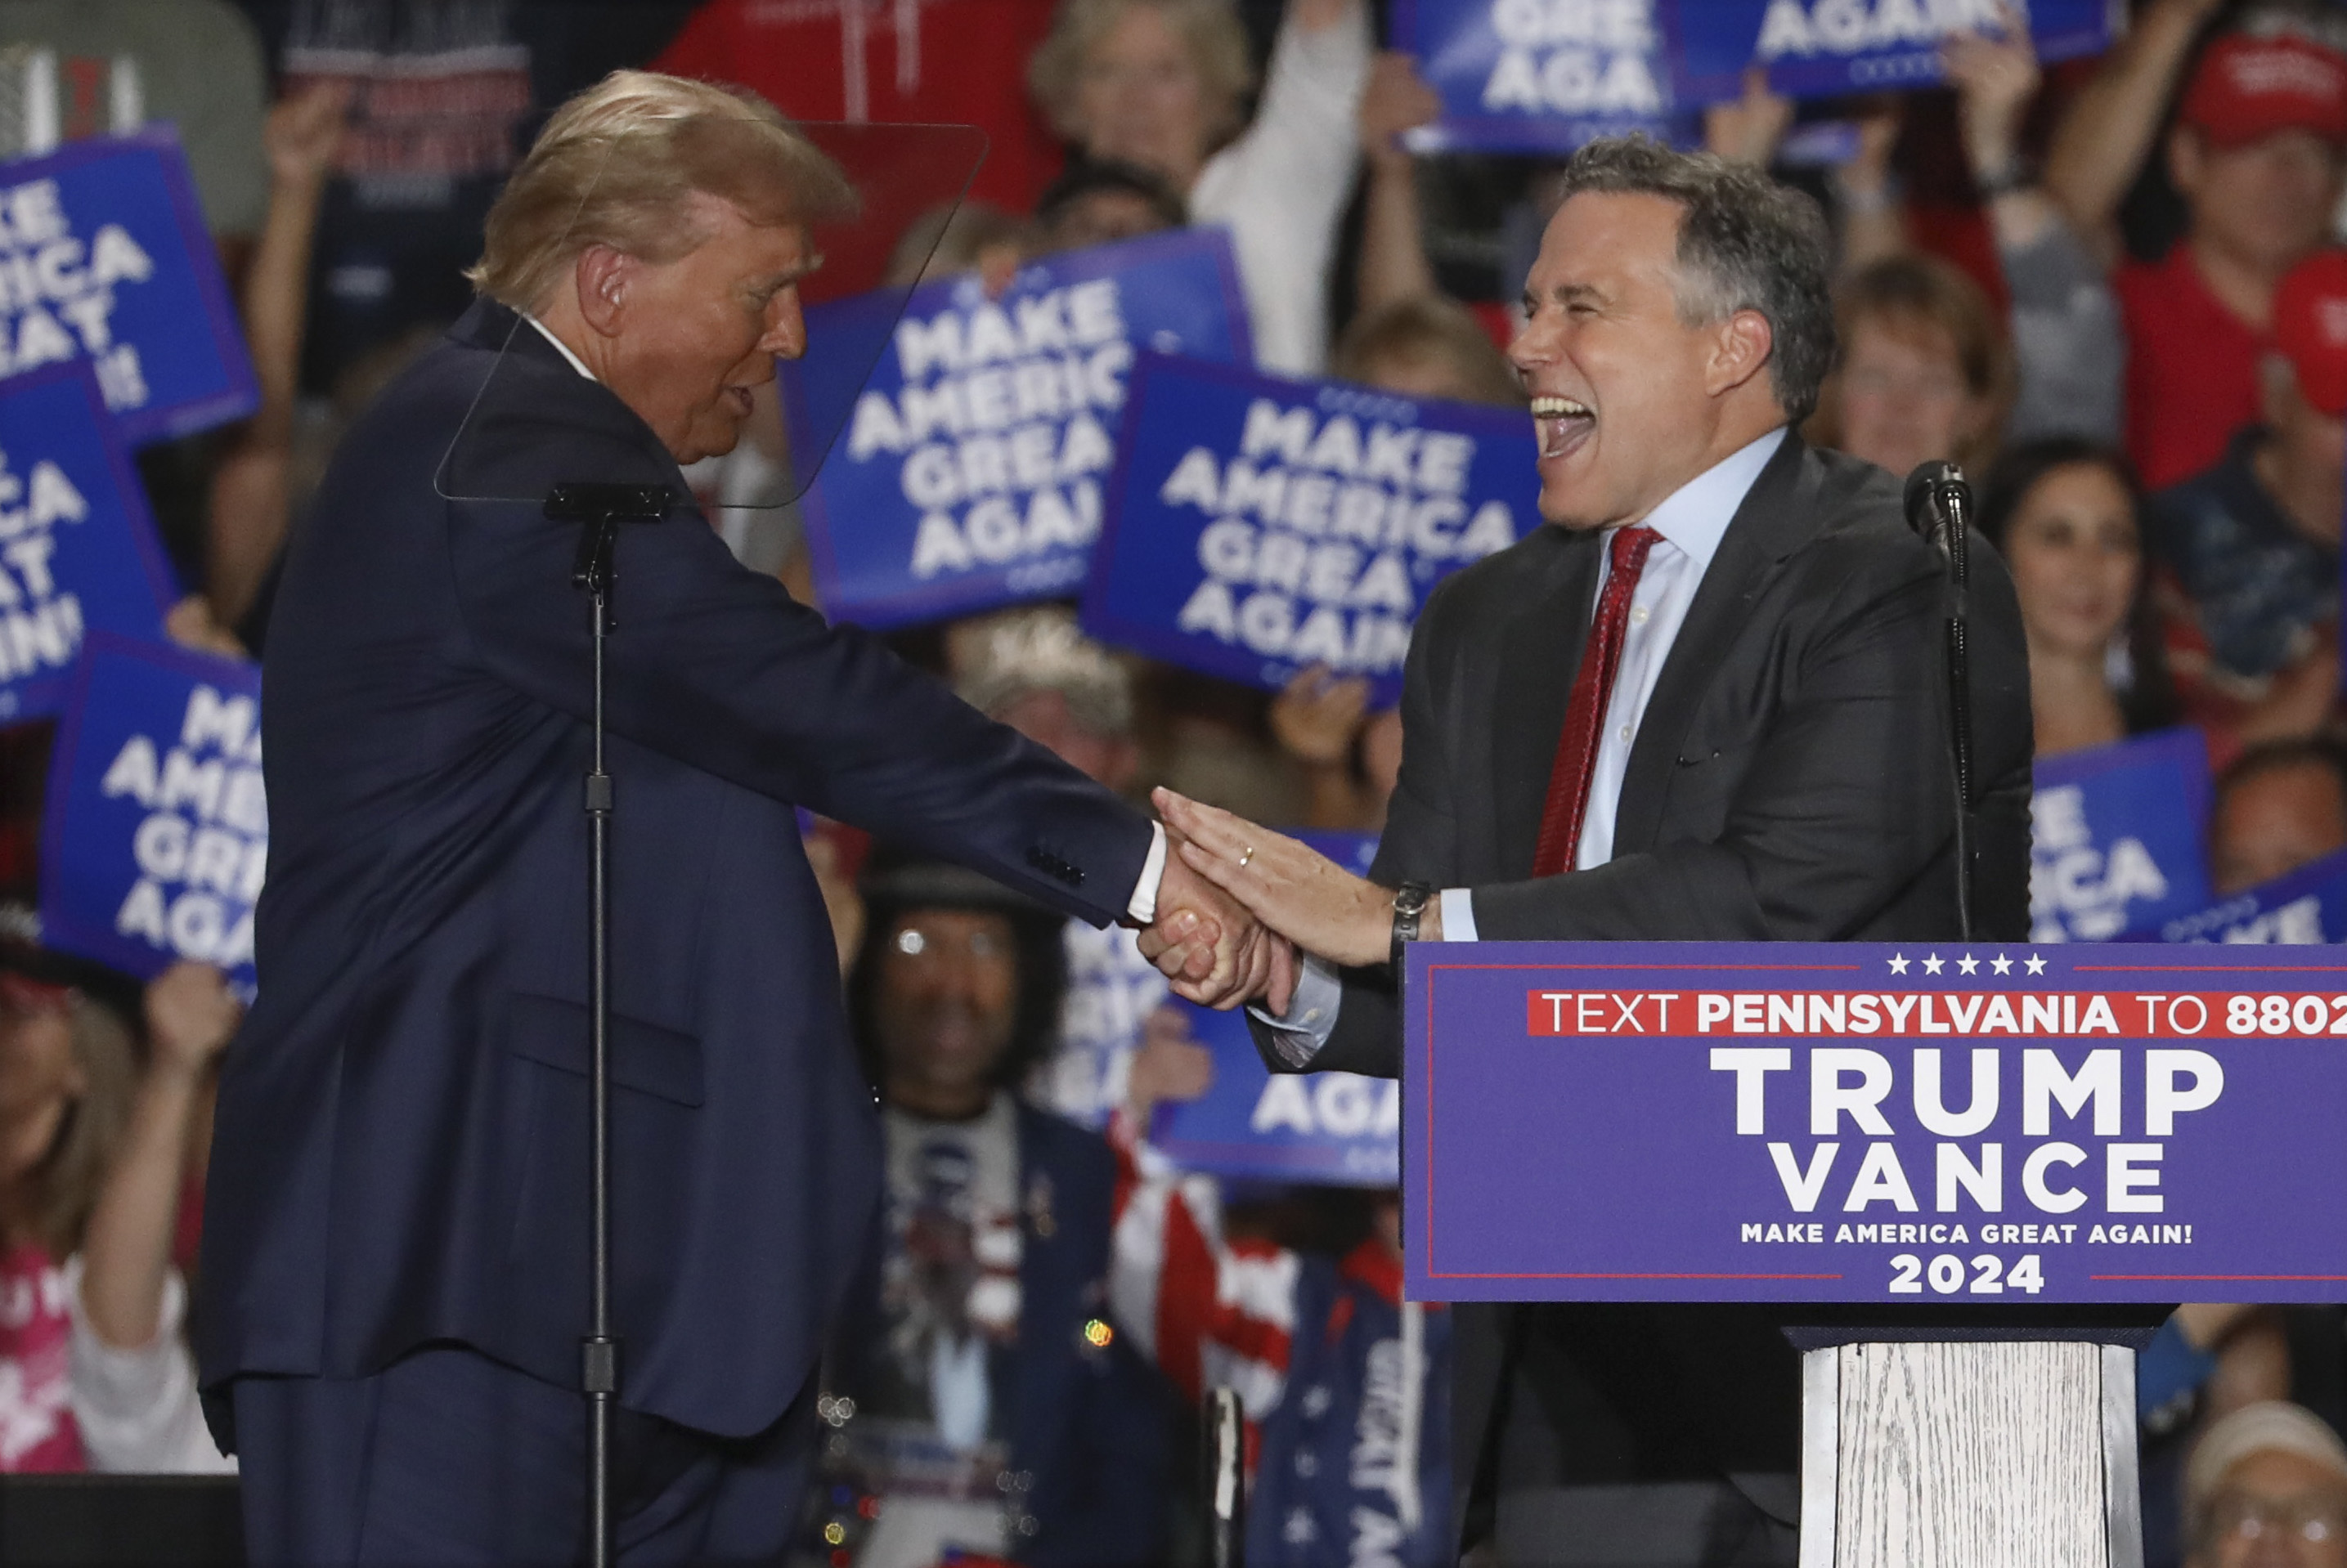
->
[1703, 307, 1775, 401]
[573, 245, 633, 338]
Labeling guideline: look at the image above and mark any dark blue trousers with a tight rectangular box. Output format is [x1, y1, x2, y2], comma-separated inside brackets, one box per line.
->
[231, 1344, 818, 1566]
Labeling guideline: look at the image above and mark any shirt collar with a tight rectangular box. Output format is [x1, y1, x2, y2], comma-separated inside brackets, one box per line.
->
[523, 312, 599, 383]
[1627, 425, 1787, 571]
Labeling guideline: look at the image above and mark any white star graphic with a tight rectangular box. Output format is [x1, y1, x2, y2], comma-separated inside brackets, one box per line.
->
[1990, 953, 2013, 975]
[1887, 952, 1909, 974]
[1922, 953, 1945, 974]
[1957, 953, 1979, 975]
[2026, 953, 2048, 975]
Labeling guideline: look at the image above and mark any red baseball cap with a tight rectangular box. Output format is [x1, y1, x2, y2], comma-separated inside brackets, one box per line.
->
[2274, 249, 2347, 417]
[2179, 32, 2347, 149]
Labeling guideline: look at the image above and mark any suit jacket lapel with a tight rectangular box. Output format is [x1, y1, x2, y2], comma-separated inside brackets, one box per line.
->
[1491, 529, 1602, 876]
[1609, 435, 1821, 856]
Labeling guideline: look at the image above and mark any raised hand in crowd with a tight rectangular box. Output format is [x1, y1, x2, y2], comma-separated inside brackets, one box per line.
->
[163, 596, 248, 661]
[1355, 51, 1444, 314]
[1152, 786, 1401, 968]
[1123, 1003, 1214, 1131]
[78, 963, 239, 1355]
[1701, 67, 1793, 168]
[1946, 5, 2056, 248]
[207, 79, 351, 636]
[1833, 97, 1908, 275]
[2044, 0, 2228, 258]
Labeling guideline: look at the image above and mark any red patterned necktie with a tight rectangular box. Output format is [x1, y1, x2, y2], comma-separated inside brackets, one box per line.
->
[1530, 525, 1662, 878]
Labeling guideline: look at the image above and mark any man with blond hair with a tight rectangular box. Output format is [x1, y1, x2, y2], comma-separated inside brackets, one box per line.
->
[195, 71, 1279, 1564]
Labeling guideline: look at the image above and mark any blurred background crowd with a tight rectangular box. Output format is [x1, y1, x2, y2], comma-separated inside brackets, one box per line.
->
[5, 0, 2347, 1564]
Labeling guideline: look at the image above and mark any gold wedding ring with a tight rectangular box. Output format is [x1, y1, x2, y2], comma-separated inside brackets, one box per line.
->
[1238, 845, 1255, 868]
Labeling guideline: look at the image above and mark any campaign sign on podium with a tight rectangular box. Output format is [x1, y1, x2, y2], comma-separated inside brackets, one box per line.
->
[791, 228, 1252, 629]
[1405, 941, 2347, 1306]
[0, 131, 259, 445]
[38, 633, 264, 997]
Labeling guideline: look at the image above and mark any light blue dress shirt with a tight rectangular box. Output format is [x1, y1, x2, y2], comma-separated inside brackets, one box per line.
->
[1262, 427, 1788, 1060]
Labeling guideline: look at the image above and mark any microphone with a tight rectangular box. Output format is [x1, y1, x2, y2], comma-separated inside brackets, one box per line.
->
[1905, 461, 1974, 943]
[1904, 459, 1966, 553]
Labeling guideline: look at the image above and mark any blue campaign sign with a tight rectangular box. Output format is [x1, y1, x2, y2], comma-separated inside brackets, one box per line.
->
[1148, 833, 1394, 1186]
[38, 633, 264, 997]
[1662, 0, 2120, 105]
[1082, 355, 1540, 706]
[0, 364, 178, 724]
[2031, 728, 2213, 944]
[1151, 1003, 1400, 1188]
[1407, 941, 2347, 1305]
[0, 132, 258, 446]
[1394, 0, 1694, 155]
[2134, 849, 2347, 946]
[789, 228, 1253, 629]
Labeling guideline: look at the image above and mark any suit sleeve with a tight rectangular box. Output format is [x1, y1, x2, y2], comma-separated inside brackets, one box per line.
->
[440, 390, 1152, 927]
[1471, 544, 1958, 943]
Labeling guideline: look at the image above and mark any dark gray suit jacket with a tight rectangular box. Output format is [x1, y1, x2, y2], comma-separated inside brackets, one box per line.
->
[1253, 433, 2034, 1552]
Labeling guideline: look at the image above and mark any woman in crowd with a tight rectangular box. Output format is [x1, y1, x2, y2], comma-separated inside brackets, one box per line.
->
[71, 962, 240, 1473]
[1978, 437, 2177, 757]
[1815, 252, 2010, 485]
[1027, 0, 1369, 375]
[0, 956, 136, 1470]
[0, 952, 240, 1475]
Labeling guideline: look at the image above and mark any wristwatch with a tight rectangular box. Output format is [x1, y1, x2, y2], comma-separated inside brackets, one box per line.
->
[1391, 881, 1434, 972]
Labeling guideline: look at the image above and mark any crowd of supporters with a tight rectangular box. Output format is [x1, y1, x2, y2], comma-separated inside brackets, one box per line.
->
[2, 1, 2347, 1564]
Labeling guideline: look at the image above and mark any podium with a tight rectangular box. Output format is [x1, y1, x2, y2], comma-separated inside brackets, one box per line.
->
[1406, 940, 2347, 1566]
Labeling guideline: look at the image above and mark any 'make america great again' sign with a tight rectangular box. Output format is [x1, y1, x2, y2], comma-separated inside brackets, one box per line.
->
[1406, 942, 2347, 1306]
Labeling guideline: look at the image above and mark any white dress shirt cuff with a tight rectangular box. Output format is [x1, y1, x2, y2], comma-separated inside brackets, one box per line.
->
[1126, 822, 1169, 924]
[1250, 952, 1344, 1066]
[1439, 887, 1479, 942]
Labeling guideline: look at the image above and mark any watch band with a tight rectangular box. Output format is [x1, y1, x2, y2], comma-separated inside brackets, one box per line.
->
[1391, 880, 1434, 972]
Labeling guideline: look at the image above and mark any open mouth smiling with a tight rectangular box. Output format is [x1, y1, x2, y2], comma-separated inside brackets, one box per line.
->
[1529, 394, 1595, 461]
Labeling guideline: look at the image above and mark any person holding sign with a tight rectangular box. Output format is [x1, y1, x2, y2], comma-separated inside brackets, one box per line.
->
[1141, 135, 2035, 1561]
[1027, 0, 1370, 374]
[193, 71, 1285, 1566]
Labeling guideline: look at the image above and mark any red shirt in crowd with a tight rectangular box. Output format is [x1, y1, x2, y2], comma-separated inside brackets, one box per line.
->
[653, 0, 1067, 216]
[0, 1243, 83, 1472]
[2116, 243, 2272, 491]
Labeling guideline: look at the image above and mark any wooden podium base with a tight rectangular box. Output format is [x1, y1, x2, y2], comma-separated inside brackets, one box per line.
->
[1797, 1340, 2139, 1568]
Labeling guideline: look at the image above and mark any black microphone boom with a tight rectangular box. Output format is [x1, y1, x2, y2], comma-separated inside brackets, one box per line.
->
[1905, 461, 1975, 944]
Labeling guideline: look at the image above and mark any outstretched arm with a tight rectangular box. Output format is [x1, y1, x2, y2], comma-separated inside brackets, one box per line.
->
[2044, 0, 2226, 256]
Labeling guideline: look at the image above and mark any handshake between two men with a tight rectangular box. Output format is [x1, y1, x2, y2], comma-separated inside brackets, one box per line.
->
[1132, 786, 1426, 1016]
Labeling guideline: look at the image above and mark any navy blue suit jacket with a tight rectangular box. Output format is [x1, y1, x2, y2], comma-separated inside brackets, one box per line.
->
[195, 301, 1156, 1441]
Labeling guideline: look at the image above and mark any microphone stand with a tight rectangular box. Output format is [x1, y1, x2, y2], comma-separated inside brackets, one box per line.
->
[1205, 1387, 1246, 1568]
[1905, 463, 1975, 944]
[546, 480, 675, 1568]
